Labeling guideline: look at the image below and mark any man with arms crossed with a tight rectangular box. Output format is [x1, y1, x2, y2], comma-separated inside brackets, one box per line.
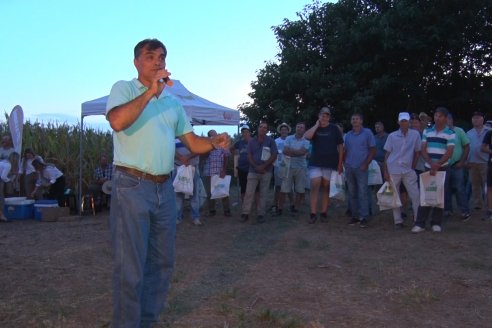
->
[278, 122, 310, 215]
[106, 38, 229, 327]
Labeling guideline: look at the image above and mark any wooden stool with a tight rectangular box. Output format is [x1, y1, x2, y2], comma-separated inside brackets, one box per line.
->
[81, 194, 96, 216]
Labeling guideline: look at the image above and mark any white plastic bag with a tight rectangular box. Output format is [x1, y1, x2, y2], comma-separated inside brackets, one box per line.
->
[210, 175, 231, 199]
[261, 146, 271, 161]
[278, 155, 291, 179]
[419, 171, 446, 208]
[329, 171, 346, 201]
[368, 160, 383, 185]
[172, 165, 194, 196]
[377, 181, 402, 211]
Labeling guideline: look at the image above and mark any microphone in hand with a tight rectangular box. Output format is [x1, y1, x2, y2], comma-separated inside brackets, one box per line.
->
[159, 77, 174, 86]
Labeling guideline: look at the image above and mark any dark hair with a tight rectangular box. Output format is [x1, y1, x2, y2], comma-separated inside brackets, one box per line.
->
[296, 122, 306, 128]
[134, 39, 167, 59]
[351, 112, 364, 120]
[410, 113, 420, 121]
[24, 148, 35, 156]
[434, 106, 449, 116]
[32, 158, 46, 169]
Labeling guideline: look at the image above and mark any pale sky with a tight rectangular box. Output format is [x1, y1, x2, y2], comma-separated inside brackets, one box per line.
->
[0, 0, 314, 134]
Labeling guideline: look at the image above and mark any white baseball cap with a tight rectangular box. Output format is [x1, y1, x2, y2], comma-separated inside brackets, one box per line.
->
[398, 112, 410, 122]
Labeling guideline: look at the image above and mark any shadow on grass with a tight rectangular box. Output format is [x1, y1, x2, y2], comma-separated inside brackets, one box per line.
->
[163, 217, 299, 325]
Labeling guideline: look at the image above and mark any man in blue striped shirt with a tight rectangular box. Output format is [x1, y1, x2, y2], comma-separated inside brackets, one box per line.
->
[412, 107, 455, 233]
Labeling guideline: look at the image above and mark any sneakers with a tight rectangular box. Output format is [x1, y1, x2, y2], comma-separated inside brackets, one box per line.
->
[482, 210, 492, 221]
[193, 218, 203, 226]
[461, 213, 471, 222]
[308, 213, 317, 224]
[256, 215, 266, 224]
[359, 218, 368, 228]
[348, 218, 359, 225]
[431, 225, 442, 233]
[411, 225, 425, 233]
[320, 213, 328, 223]
[240, 214, 249, 222]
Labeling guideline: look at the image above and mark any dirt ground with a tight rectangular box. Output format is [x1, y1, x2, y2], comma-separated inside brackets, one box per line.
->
[1, 186, 492, 328]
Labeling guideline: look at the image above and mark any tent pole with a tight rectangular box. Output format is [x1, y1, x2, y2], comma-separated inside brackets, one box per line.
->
[78, 115, 84, 216]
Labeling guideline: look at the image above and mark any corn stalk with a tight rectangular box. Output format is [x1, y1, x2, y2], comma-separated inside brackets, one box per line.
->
[1, 118, 112, 195]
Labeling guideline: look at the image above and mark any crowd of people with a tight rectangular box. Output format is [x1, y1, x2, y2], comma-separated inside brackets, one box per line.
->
[0, 135, 67, 222]
[174, 106, 492, 236]
[103, 38, 491, 326]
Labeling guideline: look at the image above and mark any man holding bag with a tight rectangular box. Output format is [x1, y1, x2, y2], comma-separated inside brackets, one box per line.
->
[412, 107, 455, 233]
[383, 112, 422, 229]
[204, 129, 231, 217]
[174, 138, 203, 225]
[241, 122, 278, 223]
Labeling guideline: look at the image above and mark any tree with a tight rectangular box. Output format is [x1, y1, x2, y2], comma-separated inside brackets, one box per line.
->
[240, 0, 492, 131]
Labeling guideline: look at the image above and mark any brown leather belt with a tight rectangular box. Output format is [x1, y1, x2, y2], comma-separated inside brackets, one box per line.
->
[115, 165, 170, 184]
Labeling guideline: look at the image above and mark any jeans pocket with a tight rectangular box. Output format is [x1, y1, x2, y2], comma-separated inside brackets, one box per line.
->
[115, 171, 141, 191]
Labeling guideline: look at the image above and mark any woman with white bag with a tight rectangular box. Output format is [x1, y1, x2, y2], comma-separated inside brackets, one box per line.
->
[383, 112, 422, 229]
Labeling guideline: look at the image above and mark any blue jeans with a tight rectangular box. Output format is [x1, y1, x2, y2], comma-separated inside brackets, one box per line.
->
[444, 166, 470, 215]
[173, 167, 201, 221]
[345, 167, 370, 220]
[110, 170, 176, 327]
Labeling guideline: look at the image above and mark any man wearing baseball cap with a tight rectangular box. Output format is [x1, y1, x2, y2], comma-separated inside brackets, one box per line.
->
[383, 112, 422, 228]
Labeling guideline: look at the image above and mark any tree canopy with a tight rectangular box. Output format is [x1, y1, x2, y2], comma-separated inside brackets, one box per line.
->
[240, 0, 492, 132]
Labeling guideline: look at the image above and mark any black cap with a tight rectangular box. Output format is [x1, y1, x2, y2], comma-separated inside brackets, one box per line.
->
[472, 111, 484, 117]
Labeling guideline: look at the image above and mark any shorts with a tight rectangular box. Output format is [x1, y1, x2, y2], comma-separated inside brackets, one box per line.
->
[281, 167, 307, 193]
[308, 166, 333, 180]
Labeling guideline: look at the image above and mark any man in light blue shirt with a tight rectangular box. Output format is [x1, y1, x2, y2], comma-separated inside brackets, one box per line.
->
[466, 111, 489, 210]
[106, 38, 230, 327]
[383, 112, 421, 228]
[279, 122, 310, 214]
[344, 113, 376, 227]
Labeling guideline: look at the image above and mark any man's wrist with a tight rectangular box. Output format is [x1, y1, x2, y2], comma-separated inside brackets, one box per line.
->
[210, 137, 218, 149]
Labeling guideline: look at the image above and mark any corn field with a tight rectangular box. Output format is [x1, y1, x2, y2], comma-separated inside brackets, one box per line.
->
[0, 118, 113, 195]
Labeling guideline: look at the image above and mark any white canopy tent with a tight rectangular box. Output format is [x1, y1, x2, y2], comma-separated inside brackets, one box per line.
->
[80, 80, 240, 125]
[79, 80, 240, 213]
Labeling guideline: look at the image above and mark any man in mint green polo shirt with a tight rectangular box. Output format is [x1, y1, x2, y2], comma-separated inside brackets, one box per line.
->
[106, 38, 230, 327]
[444, 113, 470, 220]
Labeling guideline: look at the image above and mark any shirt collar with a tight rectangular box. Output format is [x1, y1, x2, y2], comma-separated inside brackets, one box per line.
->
[132, 78, 171, 99]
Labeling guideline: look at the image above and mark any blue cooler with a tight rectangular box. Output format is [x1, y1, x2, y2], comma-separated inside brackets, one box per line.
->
[4, 198, 35, 220]
[34, 200, 59, 221]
